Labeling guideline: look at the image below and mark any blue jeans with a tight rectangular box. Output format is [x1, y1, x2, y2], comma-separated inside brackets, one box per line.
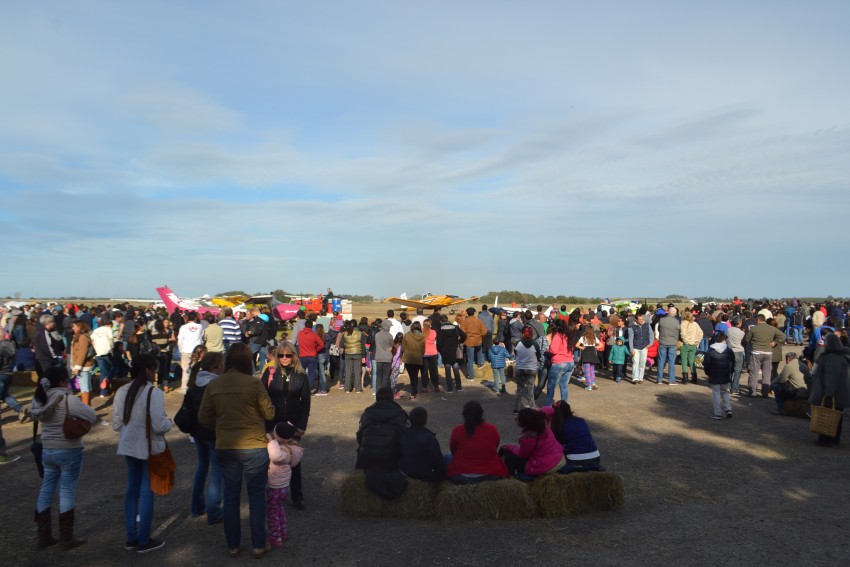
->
[465, 346, 480, 380]
[95, 355, 114, 394]
[218, 448, 269, 550]
[124, 456, 154, 545]
[546, 362, 575, 406]
[248, 344, 266, 375]
[37, 448, 84, 513]
[657, 345, 677, 384]
[317, 354, 328, 391]
[791, 326, 803, 344]
[698, 337, 710, 354]
[192, 439, 223, 524]
[301, 356, 318, 391]
[0, 373, 23, 412]
[492, 367, 506, 390]
[371, 355, 377, 391]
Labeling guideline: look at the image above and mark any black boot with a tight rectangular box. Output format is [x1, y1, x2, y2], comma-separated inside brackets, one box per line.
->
[681, 373, 689, 385]
[58, 509, 86, 550]
[35, 508, 57, 550]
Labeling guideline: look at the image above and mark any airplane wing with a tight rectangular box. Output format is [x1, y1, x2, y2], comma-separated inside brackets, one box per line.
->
[385, 295, 480, 309]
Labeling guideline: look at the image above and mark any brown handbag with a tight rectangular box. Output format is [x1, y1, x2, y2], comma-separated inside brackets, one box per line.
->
[63, 395, 92, 439]
[146, 387, 176, 495]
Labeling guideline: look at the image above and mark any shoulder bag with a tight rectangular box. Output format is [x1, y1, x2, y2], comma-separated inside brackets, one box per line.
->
[146, 387, 176, 495]
[63, 395, 92, 439]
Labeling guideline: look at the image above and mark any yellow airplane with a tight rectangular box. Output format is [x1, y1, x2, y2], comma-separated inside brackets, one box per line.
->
[385, 293, 480, 310]
[210, 295, 251, 308]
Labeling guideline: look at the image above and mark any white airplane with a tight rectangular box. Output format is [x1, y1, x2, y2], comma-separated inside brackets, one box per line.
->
[488, 296, 554, 317]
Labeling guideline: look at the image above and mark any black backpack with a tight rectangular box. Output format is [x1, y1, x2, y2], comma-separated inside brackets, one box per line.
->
[139, 332, 161, 357]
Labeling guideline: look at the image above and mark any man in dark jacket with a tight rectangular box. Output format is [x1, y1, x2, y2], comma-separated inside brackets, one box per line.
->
[436, 315, 466, 392]
[703, 332, 734, 420]
[355, 387, 409, 470]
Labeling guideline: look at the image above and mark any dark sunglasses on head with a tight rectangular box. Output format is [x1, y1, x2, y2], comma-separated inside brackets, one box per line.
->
[278, 353, 293, 359]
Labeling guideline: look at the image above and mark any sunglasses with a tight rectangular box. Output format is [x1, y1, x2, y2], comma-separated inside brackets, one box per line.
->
[278, 353, 294, 359]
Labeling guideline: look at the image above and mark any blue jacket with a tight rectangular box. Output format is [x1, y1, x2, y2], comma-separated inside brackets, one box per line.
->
[488, 344, 514, 369]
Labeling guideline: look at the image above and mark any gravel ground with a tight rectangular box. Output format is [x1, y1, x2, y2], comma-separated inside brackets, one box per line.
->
[1, 346, 848, 567]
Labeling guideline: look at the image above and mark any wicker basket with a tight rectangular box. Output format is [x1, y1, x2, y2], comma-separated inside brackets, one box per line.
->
[810, 398, 843, 438]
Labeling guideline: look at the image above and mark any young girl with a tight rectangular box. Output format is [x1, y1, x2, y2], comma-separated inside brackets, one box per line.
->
[266, 422, 304, 548]
[390, 333, 404, 399]
[576, 327, 600, 390]
[499, 408, 566, 480]
[488, 339, 514, 394]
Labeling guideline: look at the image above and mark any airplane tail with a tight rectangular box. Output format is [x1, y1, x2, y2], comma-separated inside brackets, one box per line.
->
[156, 286, 180, 314]
[493, 295, 499, 308]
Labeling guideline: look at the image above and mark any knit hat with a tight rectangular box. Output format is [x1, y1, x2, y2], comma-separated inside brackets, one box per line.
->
[274, 422, 296, 441]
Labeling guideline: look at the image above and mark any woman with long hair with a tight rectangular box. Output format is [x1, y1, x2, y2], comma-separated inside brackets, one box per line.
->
[149, 318, 171, 390]
[546, 401, 601, 471]
[544, 318, 575, 406]
[199, 344, 274, 558]
[402, 321, 426, 399]
[446, 401, 508, 484]
[514, 326, 541, 411]
[186, 352, 225, 524]
[260, 342, 311, 511]
[70, 321, 96, 406]
[389, 332, 404, 398]
[421, 320, 439, 393]
[31, 366, 97, 550]
[112, 354, 171, 553]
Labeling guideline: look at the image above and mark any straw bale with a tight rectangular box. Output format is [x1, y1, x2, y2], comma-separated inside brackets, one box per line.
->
[783, 398, 809, 418]
[339, 471, 438, 520]
[527, 471, 624, 517]
[434, 478, 536, 521]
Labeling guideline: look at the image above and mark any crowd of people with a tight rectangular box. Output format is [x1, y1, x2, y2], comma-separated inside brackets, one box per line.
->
[1, 295, 849, 556]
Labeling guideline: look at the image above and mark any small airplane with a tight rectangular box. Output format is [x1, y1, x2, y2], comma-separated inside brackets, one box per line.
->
[156, 286, 222, 316]
[155, 286, 303, 322]
[488, 296, 554, 318]
[385, 292, 480, 311]
[596, 299, 643, 314]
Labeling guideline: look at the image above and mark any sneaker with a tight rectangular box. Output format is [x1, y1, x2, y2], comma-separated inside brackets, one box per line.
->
[252, 544, 271, 559]
[409, 395, 418, 400]
[668, 382, 678, 386]
[125, 540, 140, 551]
[421, 387, 429, 394]
[591, 384, 598, 390]
[709, 415, 723, 420]
[355, 390, 363, 394]
[136, 538, 165, 554]
[345, 390, 351, 394]
[314, 391, 328, 396]
[267, 537, 283, 548]
[338, 384, 345, 390]
[726, 411, 733, 419]
[585, 386, 593, 391]
[0, 455, 21, 464]
[466, 377, 474, 382]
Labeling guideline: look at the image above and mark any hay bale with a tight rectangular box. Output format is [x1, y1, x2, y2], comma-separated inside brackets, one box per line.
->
[12, 371, 37, 387]
[527, 471, 624, 517]
[434, 478, 537, 521]
[783, 398, 809, 418]
[339, 470, 438, 520]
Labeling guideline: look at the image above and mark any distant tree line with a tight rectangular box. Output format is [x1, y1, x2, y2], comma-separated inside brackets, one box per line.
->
[478, 291, 603, 306]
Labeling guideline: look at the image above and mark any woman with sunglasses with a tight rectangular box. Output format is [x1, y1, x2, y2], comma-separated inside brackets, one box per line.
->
[260, 342, 311, 510]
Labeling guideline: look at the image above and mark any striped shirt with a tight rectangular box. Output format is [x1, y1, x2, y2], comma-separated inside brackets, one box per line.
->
[218, 317, 243, 344]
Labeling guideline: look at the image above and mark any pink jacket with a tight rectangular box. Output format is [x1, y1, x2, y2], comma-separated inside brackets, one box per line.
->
[503, 427, 565, 476]
[267, 439, 304, 489]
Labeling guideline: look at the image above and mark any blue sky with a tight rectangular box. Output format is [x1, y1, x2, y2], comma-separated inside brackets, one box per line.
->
[2, 1, 849, 300]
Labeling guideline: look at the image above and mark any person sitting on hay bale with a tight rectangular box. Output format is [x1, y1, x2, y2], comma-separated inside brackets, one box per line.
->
[445, 400, 509, 485]
[400, 407, 445, 483]
[542, 401, 603, 473]
[770, 352, 809, 416]
[499, 408, 566, 481]
[355, 387, 409, 498]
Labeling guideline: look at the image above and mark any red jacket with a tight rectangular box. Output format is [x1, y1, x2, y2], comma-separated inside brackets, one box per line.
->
[297, 328, 324, 358]
[447, 422, 508, 478]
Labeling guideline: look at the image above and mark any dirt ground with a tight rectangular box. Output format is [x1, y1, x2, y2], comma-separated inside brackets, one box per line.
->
[1, 343, 848, 567]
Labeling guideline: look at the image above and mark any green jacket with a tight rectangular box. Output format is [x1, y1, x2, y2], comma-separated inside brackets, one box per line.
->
[199, 370, 274, 450]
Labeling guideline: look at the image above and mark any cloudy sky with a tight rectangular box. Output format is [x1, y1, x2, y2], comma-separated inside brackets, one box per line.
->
[2, 1, 848, 300]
